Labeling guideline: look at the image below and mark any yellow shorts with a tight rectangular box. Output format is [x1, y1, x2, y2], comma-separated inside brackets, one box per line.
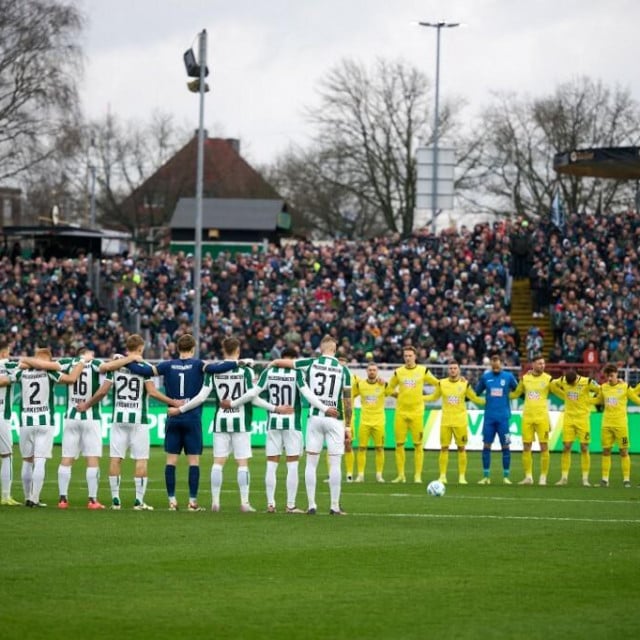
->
[394, 411, 424, 446]
[440, 424, 468, 448]
[601, 423, 630, 449]
[357, 421, 385, 448]
[521, 416, 550, 444]
[562, 421, 590, 445]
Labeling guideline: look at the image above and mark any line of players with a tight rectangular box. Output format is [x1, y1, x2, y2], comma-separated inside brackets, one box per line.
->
[0, 333, 355, 514]
[1, 337, 635, 513]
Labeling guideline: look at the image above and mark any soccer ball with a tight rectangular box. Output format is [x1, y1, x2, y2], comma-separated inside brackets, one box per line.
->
[427, 480, 446, 497]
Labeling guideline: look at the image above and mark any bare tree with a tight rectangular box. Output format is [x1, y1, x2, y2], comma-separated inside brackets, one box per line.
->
[475, 77, 640, 218]
[0, 0, 83, 182]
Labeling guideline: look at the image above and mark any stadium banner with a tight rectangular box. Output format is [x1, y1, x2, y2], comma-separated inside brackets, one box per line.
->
[7, 389, 639, 454]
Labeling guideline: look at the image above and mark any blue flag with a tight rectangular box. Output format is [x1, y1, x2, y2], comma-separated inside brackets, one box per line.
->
[550, 189, 565, 230]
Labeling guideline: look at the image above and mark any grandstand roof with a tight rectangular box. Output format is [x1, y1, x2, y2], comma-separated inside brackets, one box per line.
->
[169, 197, 287, 231]
[553, 146, 640, 180]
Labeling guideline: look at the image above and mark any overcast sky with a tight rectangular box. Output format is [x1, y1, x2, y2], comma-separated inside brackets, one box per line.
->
[78, 0, 640, 166]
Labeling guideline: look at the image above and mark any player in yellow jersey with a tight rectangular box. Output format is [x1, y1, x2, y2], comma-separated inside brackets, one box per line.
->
[596, 363, 640, 487]
[423, 360, 485, 485]
[386, 346, 438, 483]
[510, 354, 559, 485]
[352, 362, 387, 483]
[551, 369, 600, 486]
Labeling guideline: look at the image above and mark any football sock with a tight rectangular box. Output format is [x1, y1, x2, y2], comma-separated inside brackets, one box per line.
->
[601, 455, 611, 481]
[135, 477, 148, 503]
[86, 466, 99, 500]
[482, 448, 491, 475]
[357, 448, 367, 476]
[188, 465, 199, 500]
[286, 460, 299, 508]
[109, 475, 120, 499]
[328, 454, 342, 511]
[439, 450, 449, 478]
[165, 464, 176, 497]
[211, 464, 223, 505]
[541, 450, 550, 477]
[1, 455, 12, 499]
[522, 449, 533, 477]
[458, 450, 468, 478]
[237, 467, 250, 505]
[561, 450, 571, 477]
[375, 448, 384, 475]
[621, 455, 631, 481]
[305, 453, 319, 509]
[580, 451, 590, 478]
[502, 448, 511, 475]
[265, 460, 278, 506]
[344, 450, 354, 477]
[395, 446, 405, 478]
[21, 461, 33, 500]
[414, 444, 424, 479]
[31, 458, 46, 503]
[58, 464, 71, 497]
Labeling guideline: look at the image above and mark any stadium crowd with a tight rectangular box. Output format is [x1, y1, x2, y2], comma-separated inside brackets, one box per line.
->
[1, 208, 639, 367]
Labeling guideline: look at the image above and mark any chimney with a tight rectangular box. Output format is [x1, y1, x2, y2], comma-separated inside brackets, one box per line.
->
[225, 138, 240, 154]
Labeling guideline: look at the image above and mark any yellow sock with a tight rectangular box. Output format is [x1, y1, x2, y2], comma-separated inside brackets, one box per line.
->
[602, 455, 612, 480]
[375, 448, 384, 475]
[522, 450, 533, 477]
[458, 450, 468, 478]
[438, 450, 449, 478]
[395, 447, 406, 478]
[621, 455, 631, 481]
[580, 450, 590, 477]
[344, 450, 354, 476]
[541, 450, 550, 476]
[561, 450, 571, 476]
[414, 444, 424, 479]
[357, 449, 367, 476]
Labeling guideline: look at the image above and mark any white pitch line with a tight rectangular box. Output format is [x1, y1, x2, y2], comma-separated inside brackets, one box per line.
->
[378, 492, 636, 505]
[351, 512, 640, 524]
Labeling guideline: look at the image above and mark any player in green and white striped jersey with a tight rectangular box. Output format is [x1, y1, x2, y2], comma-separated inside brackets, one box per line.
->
[30, 349, 145, 509]
[272, 335, 353, 515]
[172, 337, 280, 512]
[0, 339, 20, 506]
[228, 346, 335, 513]
[11, 347, 89, 507]
[101, 334, 180, 510]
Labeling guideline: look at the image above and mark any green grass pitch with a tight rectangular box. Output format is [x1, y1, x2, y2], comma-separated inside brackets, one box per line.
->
[1, 447, 639, 640]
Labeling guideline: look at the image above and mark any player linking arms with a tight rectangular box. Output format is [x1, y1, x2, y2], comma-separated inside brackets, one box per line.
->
[423, 360, 485, 485]
[551, 369, 600, 486]
[386, 346, 438, 484]
[596, 363, 640, 488]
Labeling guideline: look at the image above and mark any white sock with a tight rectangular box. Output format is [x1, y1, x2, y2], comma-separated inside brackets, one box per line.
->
[305, 454, 320, 510]
[87, 467, 99, 500]
[211, 464, 223, 506]
[109, 475, 120, 499]
[21, 461, 33, 501]
[286, 460, 299, 509]
[58, 464, 71, 496]
[328, 455, 342, 511]
[237, 466, 250, 505]
[135, 477, 148, 502]
[265, 461, 277, 506]
[31, 458, 46, 503]
[1, 455, 12, 499]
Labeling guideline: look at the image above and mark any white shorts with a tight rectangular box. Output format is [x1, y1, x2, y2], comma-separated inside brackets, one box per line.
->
[62, 418, 103, 458]
[266, 429, 303, 457]
[306, 415, 345, 455]
[0, 419, 13, 455]
[213, 432, 252, 460]
[19, 425, 55, 459]
[109, 423, 150, 460]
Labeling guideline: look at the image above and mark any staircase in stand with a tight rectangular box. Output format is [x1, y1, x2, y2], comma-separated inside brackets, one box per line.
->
[510, 278, 552, 360]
